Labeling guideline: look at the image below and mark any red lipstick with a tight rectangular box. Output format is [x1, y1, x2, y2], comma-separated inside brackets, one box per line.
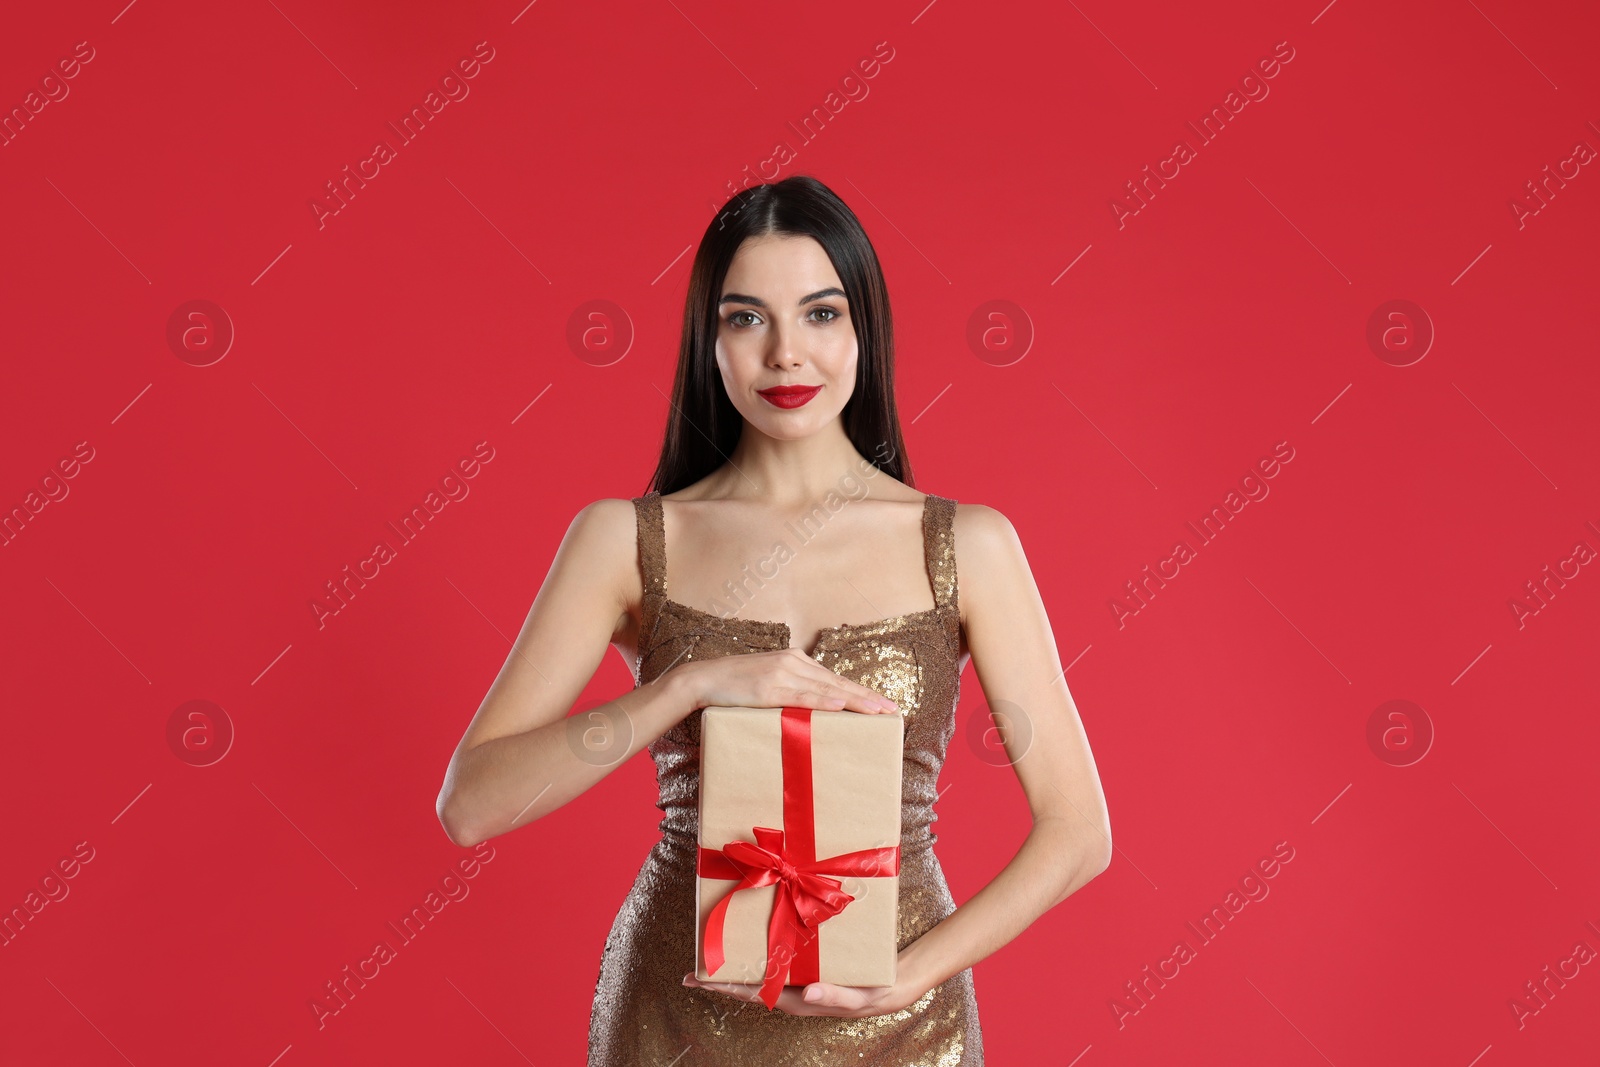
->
[756, 384, 822, 409]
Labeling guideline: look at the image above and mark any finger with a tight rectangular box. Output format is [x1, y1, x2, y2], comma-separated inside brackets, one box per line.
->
[803, 982, 856, 1007]
[786, 652, 875, 699]
[833, 677, 900, 712]
[778, 982, 872, 1015]
[774, 667, 895, 714]
[807, 676, 898, 714]
[778, 678, 884, 714]
[778, 684, 848, 711]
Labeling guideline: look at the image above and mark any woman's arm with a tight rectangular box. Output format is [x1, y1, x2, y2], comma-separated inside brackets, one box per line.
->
[436, 498, 691, 847]
[896, 502, 1113, 998]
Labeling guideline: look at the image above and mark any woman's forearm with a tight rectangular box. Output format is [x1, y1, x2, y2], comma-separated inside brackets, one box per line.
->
[437, 671, 691, 847]
[898, 816, 1111, 995]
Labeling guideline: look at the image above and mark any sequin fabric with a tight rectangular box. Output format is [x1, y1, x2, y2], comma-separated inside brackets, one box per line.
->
[586, 491, 983, 1066]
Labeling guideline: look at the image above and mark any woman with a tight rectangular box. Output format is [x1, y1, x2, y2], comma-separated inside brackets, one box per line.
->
[435, 175, 1112, 1064]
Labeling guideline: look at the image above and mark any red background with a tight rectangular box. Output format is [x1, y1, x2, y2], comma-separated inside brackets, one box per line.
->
[2, 0, 1597, 1063]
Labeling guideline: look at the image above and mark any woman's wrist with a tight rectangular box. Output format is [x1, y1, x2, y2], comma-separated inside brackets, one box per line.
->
[894, 939, 944, 1005]
[652, 662, 701, 721]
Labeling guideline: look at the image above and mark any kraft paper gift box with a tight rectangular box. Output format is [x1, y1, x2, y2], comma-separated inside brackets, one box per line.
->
[696, 705, 904, 1008]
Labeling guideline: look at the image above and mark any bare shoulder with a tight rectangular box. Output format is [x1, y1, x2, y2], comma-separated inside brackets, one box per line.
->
[556, 497, 644, 615]
[560, 496, 640, 552]
[949, 502, 1027, 617]
[950, 501, 1021, 558]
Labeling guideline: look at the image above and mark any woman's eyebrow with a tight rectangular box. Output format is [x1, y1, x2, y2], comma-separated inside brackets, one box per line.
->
[717, 287, 846, 309]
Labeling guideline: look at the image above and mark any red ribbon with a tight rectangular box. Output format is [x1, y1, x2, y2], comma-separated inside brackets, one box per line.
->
[696, 706, 901, 1009]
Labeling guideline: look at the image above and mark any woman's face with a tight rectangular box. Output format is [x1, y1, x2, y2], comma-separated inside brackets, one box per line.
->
[715, 234, 858, 439]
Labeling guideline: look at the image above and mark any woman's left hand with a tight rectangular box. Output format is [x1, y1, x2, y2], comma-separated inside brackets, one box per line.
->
[682, 971, 925, 1018]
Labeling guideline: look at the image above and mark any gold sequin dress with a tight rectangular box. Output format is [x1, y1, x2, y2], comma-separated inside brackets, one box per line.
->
[587, 491, 984, 1066]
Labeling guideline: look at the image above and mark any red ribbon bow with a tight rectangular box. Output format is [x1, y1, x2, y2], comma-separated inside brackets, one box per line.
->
[696, 706, 901, 1009]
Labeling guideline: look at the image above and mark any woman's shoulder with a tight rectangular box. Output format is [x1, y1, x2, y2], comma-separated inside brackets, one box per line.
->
[946, 497, 1009, 526]
[559, 497, 651, 577]
[948, 498, 1018, 551]
[569, 495, 647, 530]
[553, 497, 657, 619]
[944, 500, 1022, 595]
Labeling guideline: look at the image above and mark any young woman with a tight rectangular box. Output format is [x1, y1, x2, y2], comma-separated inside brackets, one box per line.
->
[435, 175, 1112, 1064]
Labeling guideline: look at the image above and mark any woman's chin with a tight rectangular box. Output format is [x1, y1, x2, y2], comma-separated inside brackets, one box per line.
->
[756, 415, 833, 440]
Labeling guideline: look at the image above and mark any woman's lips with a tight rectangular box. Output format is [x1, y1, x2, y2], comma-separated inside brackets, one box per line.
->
[757, 384, 822, 409]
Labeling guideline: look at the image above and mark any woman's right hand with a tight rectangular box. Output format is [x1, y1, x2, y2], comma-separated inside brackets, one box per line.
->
[671, 647, 900, 716]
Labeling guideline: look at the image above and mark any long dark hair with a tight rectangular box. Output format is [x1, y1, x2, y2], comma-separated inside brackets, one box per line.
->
[645, 175, 913, 495]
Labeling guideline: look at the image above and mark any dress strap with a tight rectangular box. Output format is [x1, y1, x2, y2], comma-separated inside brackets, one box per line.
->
[633, 491, 668, 634]
[921, 494, 961, 648]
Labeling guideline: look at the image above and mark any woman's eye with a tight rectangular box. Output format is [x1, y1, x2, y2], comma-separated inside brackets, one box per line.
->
[726, 307, 840, 327]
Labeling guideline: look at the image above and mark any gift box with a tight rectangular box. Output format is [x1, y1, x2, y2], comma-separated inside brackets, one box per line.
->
[696, 705, 904, 1008]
